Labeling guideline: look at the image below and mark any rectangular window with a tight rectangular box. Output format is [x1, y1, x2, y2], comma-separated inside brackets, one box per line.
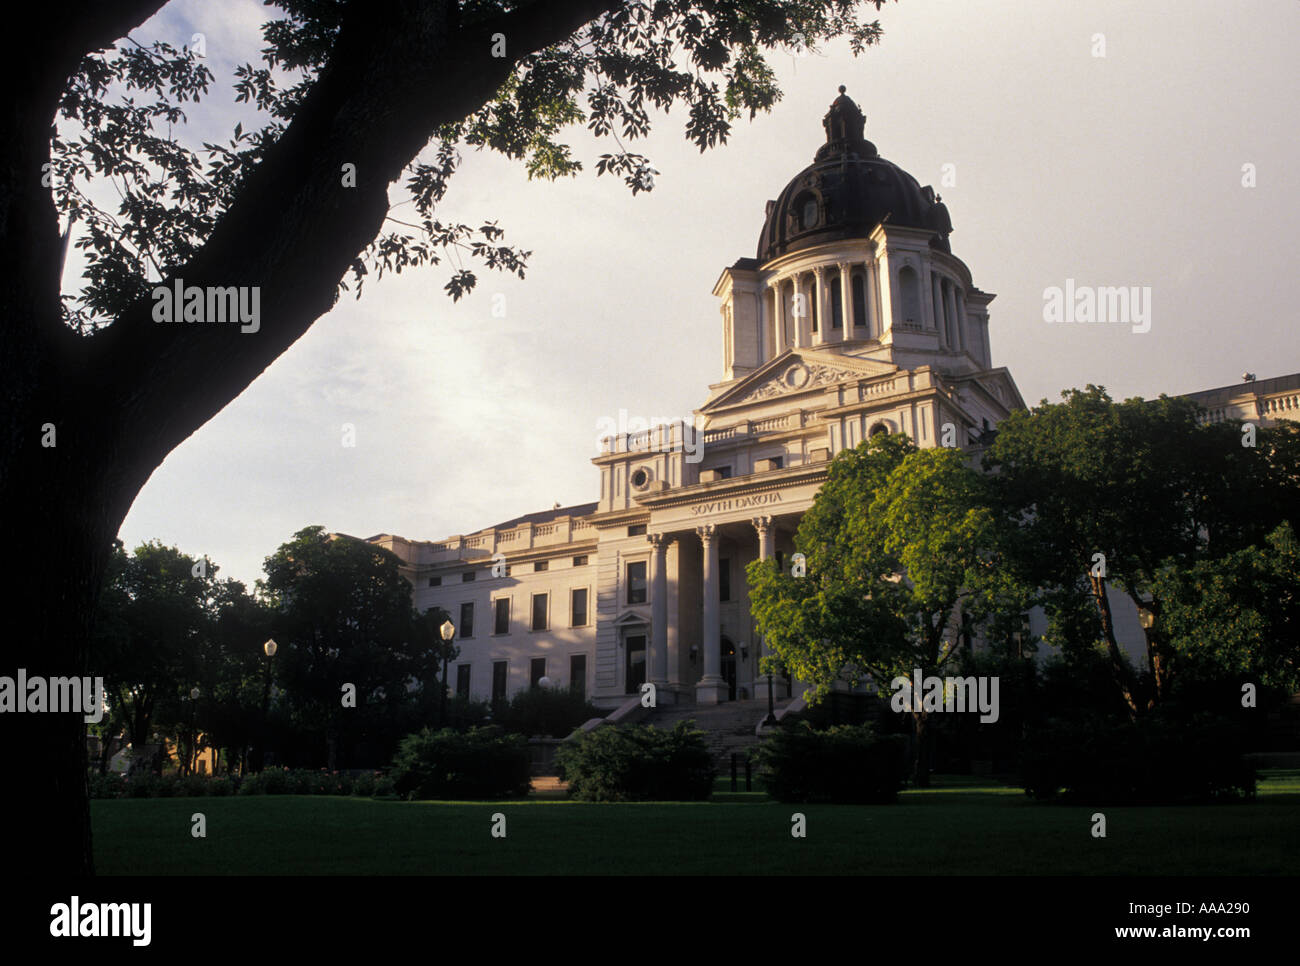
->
[492, 661, 508, 704]
[456, 664, 471, 700]
[530, 658, 546, 689]
[428, 576, 441, 587]
[719, 557, 731, 602]
[531, 592, 548, 630]
[570, 655, 587, 698]
[770, 455, 784, 469]
[461, 571, 476, 583]
[628, 524, 647, 537]
[459, 601, 474, 639]
[494, 597, 510, 635]
[573, 555, 588, 566]
[571, 587, 588, 627]
[627, 561, 647, 604]
[534, 560, 549, 572]
[716, 466, 732, 479]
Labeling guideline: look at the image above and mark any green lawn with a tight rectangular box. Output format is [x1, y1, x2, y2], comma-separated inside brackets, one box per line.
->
[92, 771, 1300, 875]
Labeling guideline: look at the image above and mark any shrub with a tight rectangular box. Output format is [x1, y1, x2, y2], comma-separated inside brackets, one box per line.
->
[493, 687, 601, 738]
[757, 722, 907, 804]
[555, 721, 715, 802]
[89, 773, 127, 800]
[389, 726, 531, 800]
[1021, 710, 1256, 804]
[350, 771, 378, 797]
[372, 775, 397, 799]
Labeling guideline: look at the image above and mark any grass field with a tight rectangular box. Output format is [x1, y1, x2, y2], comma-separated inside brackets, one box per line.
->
[91, 771, 1300, 875]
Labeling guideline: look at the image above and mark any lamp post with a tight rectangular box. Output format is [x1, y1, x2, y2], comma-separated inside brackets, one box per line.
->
[760, 637, 777, 728]
[259, 639, 277, 771]
[187, 686, 200, 775]
[439, 619, 455, 727]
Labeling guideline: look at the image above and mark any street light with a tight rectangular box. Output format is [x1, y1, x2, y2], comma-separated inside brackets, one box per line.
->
[439, 620, 455, 727]
[259, 639, 277, 771]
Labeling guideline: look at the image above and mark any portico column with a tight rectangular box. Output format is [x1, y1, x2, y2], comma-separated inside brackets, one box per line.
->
[752, 515, 775, 707]
[695, 523, 726, 705]
[649, 533, 670, 691]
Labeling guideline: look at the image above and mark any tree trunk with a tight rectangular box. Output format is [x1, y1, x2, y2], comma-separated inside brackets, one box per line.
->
[912, 710, 931, 788]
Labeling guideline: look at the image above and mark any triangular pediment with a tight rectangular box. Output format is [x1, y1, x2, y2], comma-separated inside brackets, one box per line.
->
[950, 366, 1026, 415]
[703, 348, 899, 413]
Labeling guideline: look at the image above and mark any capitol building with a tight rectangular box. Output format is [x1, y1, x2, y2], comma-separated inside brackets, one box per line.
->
[367, 88, 1298, 714]
[368, 88, 1030, 711]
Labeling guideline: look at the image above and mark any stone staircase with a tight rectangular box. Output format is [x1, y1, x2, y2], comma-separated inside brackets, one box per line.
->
[645, 697, 794, 771]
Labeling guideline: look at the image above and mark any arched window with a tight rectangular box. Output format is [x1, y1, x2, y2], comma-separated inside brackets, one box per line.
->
[898, 266, 921, 325]
[870, 422, 890, 437]
[852, 272, 867, 333]
[830, 271, 843, 329]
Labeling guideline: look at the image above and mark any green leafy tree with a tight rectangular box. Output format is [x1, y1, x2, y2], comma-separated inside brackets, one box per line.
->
[5, 0, 897, 874]
[986, 387, 1300, 717]
[748, 434, 1025, 785]
[261, 526, 426, 770]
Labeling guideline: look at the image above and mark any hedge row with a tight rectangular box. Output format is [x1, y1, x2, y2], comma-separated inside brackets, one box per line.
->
[88, 769, 397, 800]
[1021, 712, 1256, 804]
[389, 726, 532, 800]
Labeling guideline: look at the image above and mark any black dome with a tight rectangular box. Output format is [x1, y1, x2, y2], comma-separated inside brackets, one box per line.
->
[757, 87, 952, 263]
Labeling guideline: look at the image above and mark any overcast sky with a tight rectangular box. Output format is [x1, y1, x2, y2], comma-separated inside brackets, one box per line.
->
[94, 0, 1300, 589]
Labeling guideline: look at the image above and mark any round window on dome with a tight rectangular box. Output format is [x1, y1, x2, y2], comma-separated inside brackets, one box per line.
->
[630, 468, 650, 489]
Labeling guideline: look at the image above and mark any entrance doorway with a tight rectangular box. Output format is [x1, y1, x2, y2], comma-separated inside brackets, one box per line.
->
[720, 636, 737, 701]
[625, 634, 647, 694]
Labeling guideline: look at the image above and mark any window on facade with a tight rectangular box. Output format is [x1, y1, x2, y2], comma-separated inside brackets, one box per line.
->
[569, 655, 587, 698]
[628, 524, 647, 537]
[571, 587, 588, 627]
[573, 555, 588, 566]
[534, 560, 548, 572]
[899, 265, 921, 324]
[716, 466, 732, 479]
[428, 576, 441, 587]
[531, 592, 548, 630]
[492, 661, 508, 704]
[810, 280, 818, 332]
[627, 561, 647, 604]
[456, 664, 471, 700]
[462, 571, 476, 583]
[459, 601, 474, 639]
[831, 274, 843, 329]
[530, 658, 546, 689]
[494, 597, 509, 635]
[719, 558, 731, 602]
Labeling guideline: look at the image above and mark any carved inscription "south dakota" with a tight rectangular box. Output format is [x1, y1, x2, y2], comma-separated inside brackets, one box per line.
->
[690, 491, 783, 516]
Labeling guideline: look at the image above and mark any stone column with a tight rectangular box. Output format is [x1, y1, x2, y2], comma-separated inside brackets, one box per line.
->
[932, 274, 945, 344]
[649, 533, 670, 691]
[695, 523, 726, 704]
[866, 262, 880, 338]
[948, 284, 963, 351]
[768, 281, 783, 356]
[752, 516, 774, 708]
[813, 265, 828, 346]
[838, 262, 854, 336]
